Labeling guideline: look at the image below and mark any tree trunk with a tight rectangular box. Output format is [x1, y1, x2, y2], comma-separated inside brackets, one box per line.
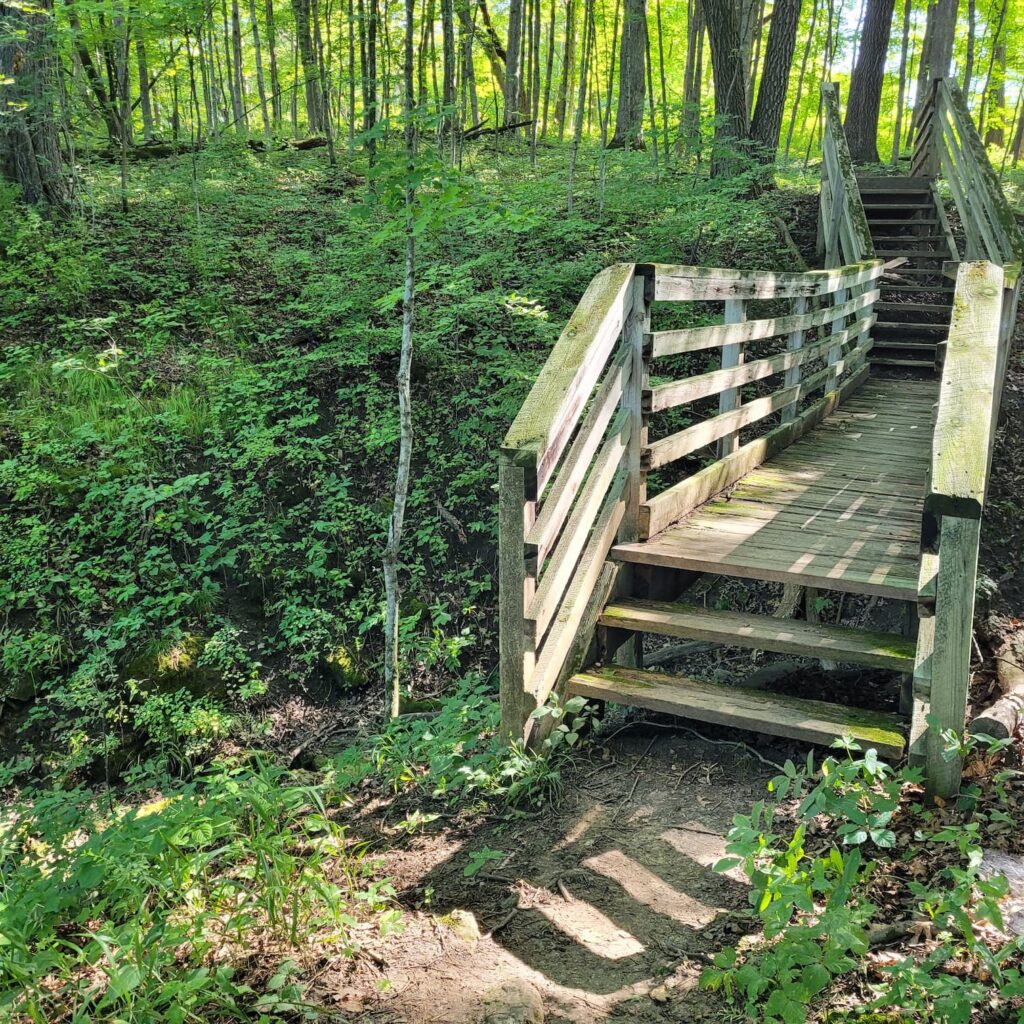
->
[0, 0, 74, 209]
[230, 0, 247, 129]
[609, 0, 646, 148]
[891, 0, 911, 164]
[505, 0, 524, 122]
[984, 41, 1006, 147]
[703, 0, 749, 175]
[749, 0, 800, 161]
[292, 0, 326, 131]
[567, 0, 593, 211]
[136, 37, 154, 139]
[677, 0, 704, 157]
[540, 0, 556, 135]
[441, 0, 456, 127]
[555, 0, 575, 137]
[962, 0, 975, 98]
[266, 0, 281, 127]
[783, 0, 817, 159]
[915, 0, 957, 96]
[386, 0, 417, 721]
[844, 0, 896, 163]
[249, 0, 273, 135]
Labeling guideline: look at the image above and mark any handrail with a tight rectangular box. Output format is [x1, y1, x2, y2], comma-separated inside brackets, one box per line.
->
[913, 77, 1024, 278]
[499, 260, 881, 744]
[819, 83, 875, 269]
[498, 263, 647, 743]
[914, 260, 1004, 797]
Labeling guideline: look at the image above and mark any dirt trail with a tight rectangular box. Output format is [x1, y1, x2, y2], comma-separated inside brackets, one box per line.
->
[322, 727, 778, 1022]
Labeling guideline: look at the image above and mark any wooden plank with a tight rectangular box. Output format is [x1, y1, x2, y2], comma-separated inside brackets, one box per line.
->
[621, 276, 647, 544]
[652, 260, 883, 302]
[613, 532, 920, 599]
[782, 296, 808, 425]
[527, 414, 630, 643]
[924, 515, 982, 798]
[498, 457, 533, 741]
[648, 289, 878, 359]
[502, 263, 635, 493]
[526, 347, 631, 569]
[599, 598, 916, 669]
[528, 475, 627, 716]
[639, 364, 870, 538]
[568, 665, 906, 757]
[644, 345, 868, 470]
[926, 261, 1003, 522]
[717, 298, 745, 458]
[647, 312, 876, 411]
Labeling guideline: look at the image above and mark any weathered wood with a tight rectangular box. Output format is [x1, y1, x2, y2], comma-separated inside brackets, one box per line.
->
[525, 347, 631, 570]
[498, 457, 533, 741]
[782, 296, 808, 425]
[527, 413, 630, 643]
[598, 599, 916, 669]
[717, 299, 745, 459]
[640, 364, 869, 538]
[527, 471, 627, 718]
[647, 288, 878, 359]
[924, 515, 982, 798]
[925, 261, 1003, 523]
[502, 263, 635, 493]
[646, 311, 876, 411]
[621, 276, 648, 544]
[644, 343, 869, 470]
[652, 260, 883, 302]
[568, 664, 906, 757]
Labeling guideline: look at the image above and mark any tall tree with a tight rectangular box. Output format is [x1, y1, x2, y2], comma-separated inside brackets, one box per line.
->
[783, 0, 818, 158]
[555, 0, 575, 136]
[505, 0, 524, 122]
[749, 0, 801, 160]
[703, 0, 750, 174]
[844, 0, 896, 163]
[677, 0, 704, 157]
[1, 0, 74, 208]
[292, 0, 326, 130]
[608, 0, 646, 148]
[892, 0, 912, 164]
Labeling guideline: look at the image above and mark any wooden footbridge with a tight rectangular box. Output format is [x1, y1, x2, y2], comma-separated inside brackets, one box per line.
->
[498, 78, 1023, 797]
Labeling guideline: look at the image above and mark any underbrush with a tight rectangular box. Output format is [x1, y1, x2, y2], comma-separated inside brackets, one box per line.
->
[703, 736, 1024, 1023]
[0, 758, 399, 1023]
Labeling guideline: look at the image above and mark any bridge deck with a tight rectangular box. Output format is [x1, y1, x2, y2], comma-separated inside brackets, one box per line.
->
[613, 378, 938, 599]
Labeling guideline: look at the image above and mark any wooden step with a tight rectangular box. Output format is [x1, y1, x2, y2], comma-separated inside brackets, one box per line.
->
[876, 301, 952, 315]
[569, 665, 907, 758]
[876, 249, 948, 260]
[871, 339, 941, 351]
[858, 175, 933, 191]
[870, 218, 940, 228]
[875, 321, 948, 334]
[871, 356, 937, 368]
[882, 284, 955, 294]
[864, 202, 934, 210]
[873, 234, 949, 244]
[599, 599, 916, 670]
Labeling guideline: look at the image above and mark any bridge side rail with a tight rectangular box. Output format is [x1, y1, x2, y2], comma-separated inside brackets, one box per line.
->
[499, 263, 647, 743]
[499, 260, 882, 743]
[818, 83, 875, 269]
[913, 261, 1005, 797]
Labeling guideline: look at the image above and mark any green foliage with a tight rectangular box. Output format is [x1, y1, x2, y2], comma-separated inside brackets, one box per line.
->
[703, 737, 1024, 1024]
[0, 759, 395, 1022]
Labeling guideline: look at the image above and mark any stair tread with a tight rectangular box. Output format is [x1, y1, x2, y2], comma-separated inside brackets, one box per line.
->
[882, 283, 955, 293]
[569, 665, 906, 757]
[870, 218, 940, 226]
[858, 176, 933, 189]
[876, 301, 952, 314]
[875, 321, 948, 332]
[865, 202, 934, 209]
[599, 598, 916, 670]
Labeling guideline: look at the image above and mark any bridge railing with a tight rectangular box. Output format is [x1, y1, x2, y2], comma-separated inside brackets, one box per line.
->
[913, 78, 1024, 276]
[914, 261, 1006, 796]
[499, 263, 647, 742]
[499, 259, 882, 742]
[819, 83, 875, 268]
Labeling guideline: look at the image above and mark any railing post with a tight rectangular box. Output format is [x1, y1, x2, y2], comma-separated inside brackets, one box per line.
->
[717, 298, 745, 458]
[826, 285, 848, 391]
[498, 456, 536, 743]
[620, 270, 650, 544]
[924, 514, 982, 798]
[781, 296, 807, 424]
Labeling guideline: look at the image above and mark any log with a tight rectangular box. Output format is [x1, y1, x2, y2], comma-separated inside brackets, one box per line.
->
[464, 119, 536, 140]
[970, 649, 1024, 740]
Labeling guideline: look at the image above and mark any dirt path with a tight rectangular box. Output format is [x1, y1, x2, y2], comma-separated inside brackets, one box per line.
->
[320, 726, 779, 1022]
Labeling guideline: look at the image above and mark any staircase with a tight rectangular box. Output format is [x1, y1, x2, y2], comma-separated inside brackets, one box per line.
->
[858, 175, 958, 371]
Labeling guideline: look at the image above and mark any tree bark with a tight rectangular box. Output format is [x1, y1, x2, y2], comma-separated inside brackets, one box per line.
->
[505, 0, 524, 122]
[136, 37, 155, 139]
[292, 0, 326, 131]
[249, 0, 273, 135]
[749, 0, 800, 160]
[609, 0, 646, 148]
[266, 0, 281, 126]
[891, 0, 911, 164]
[844, 0, 896, 163]
[230, 0, 247, 129]
[703, 0, 750, 174]
[783, 0, 817, 159]
[555, 0, 575, 137]
[677, 0, 704, 157]
[0, 0, 74, 208]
